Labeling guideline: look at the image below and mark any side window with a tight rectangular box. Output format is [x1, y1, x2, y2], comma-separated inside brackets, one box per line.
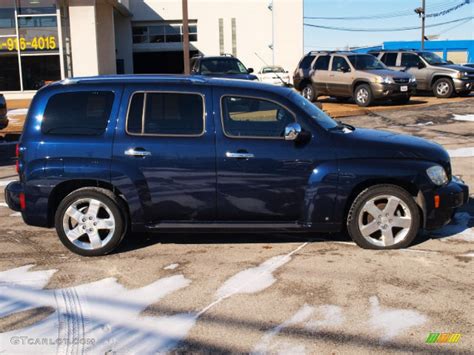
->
[300, 55, 315, 69]
[221, 96, 295, 138]
[313, 56, 330, 70]
[126, 92, 204, 136]
[381, 53, 398, 66]
[42, 91, 114, 135]
[370, 52, 380, 58]
[401, 53, 420, 68]
[331, 56, 350, 72]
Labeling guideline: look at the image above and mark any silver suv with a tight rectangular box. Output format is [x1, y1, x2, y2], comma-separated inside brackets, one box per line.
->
[372, 50, 474, 98]
[294, 52, 416, 107]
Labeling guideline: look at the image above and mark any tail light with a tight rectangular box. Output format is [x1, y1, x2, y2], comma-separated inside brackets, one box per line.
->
[19, 192, 26, 210]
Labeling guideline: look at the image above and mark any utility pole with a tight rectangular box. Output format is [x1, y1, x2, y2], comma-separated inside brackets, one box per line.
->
[182, 0, 190, 74]
[415, 0, 426, 49]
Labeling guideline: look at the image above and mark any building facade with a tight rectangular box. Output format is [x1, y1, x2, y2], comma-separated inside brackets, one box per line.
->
[0, 0, 304, 98]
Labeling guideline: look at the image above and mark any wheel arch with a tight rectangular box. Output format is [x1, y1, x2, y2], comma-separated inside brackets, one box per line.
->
[430, 74, 453, 89]
[351, 79, 371, 93]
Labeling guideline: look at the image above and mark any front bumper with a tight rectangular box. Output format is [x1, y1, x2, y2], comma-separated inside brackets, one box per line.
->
[453, 78, 474, 93]
[371, 82, 416, 99]
[5, 181, 23, 212]
[424, 178, 469, 230]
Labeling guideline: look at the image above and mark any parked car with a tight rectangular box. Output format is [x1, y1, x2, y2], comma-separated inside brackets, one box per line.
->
[293, 51, 327, 98]
[5, 75, 468, 256]
[461, 63, 474, 69]
[0, 93, 8, 129]
[372, 50, 474, 98]
[294, 52, 416, 106]
[190, 54, 258, 80]
[257, 66, 291, 86]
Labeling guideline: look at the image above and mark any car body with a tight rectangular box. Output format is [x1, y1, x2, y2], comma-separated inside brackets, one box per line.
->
[257, 66, 291, 86]
[0, 94, 8, 129]
[294, 52, 416, 106]
[372, 50, 474, 98]
[5, 75, 468, 256]
[190, 54, 258, 80]
[461, 63, 474, 69]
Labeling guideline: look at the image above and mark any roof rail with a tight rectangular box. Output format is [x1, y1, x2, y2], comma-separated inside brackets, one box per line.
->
[221, 53, 234, 57]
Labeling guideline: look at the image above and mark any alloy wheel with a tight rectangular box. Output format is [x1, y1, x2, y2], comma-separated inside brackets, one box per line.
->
[356, 88, 369, 104]
[302, 86, 313, 100]
[436, 82, 450, 96]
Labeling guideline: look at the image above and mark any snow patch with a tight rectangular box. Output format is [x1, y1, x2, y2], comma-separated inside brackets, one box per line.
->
[305, 305, 345, 330]
[7, 108, 28, 116]
[0, 265, 193, 353]
[368, 296, 427, 341]
[164, 263, 179, 270]
[452, 114, 474, 122]
[0, 180, 14, 187]
[447, 147, 474, 158]
[0, 202, 8, 208]
[432, 212, 474, 242]
[10, 212, 21, 217]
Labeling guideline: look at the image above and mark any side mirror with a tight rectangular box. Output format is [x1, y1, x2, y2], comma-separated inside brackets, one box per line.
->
[248, 68, 254, 74]
[284, 122, 302, 141]
[417, 62, 425, 69]
[341, 67, 351, 73]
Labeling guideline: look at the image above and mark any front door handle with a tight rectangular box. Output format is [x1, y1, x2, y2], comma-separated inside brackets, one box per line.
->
[124, 148, 152, 157]
[226, 152, 255, 159]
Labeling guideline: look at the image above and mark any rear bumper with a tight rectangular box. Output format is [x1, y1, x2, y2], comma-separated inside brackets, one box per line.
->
[424, 178, 469, 230]
[5, 181, 23, 212]
[453, 78, 474, 93]
[371, 82, 416, 99]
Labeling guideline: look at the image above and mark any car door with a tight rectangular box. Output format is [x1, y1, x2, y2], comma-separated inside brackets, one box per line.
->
[214, 88, 315, 222]
[111, 83, 216, 224]
[327, 56, 353, 96]
[401, 53, 429, 90]
[311, 55, 331, 95]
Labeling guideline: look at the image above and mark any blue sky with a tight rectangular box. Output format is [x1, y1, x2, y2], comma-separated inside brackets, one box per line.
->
[304, 0, 474, 50]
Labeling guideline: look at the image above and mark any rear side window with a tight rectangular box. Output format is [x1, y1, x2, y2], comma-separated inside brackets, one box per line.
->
[126, 92, 204, 136]
[42, 91, 114, 135]
[300, 55, 315, 69]
[401, 53, 421, 67]
[221, 96, 295, 138]
[313, 56, 330, 70]
[381, 53, 398, 66]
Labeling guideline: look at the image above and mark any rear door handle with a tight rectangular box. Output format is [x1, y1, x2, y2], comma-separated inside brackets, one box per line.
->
[226, 152, 255, 159]
[124, 148, 152, 157]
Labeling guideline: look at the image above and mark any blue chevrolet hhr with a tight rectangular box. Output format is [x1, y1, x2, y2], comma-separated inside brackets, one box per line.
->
[5, 75, 468, 256]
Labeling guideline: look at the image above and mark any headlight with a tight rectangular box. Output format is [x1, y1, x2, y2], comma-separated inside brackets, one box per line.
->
[409, 76, 416, 83]
[456, 72, 468, 79]
[376, 76, 394, 84]
[426, 165, 448, 186]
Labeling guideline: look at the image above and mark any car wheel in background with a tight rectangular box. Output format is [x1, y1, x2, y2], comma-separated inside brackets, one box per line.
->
[346, 184, 420, 250]
[392, 96, 411, 105]
[433, 78, 454, 98]
[301, 83, 316, 102]
[354, 84, 373, 107]
[55, 187, 128, 256]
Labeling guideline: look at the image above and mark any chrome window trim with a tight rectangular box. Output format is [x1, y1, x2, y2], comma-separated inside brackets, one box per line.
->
[125, 90, 206, 138]
[220, 94, 297, 140]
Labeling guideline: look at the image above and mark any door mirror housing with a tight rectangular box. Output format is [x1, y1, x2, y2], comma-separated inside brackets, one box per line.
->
[248, 68, 254, 74]
[284, 123, 302, 141]
[341, 66, 351, 73]
[417, 61, 425, 69]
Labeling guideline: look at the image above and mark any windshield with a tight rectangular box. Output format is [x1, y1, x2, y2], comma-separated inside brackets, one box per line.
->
[419, 52, 448, 65]
[262, 66, 285, 73]
[347, 55, 386, 70]
[200, 58, 248, 75]
[289, 92, 338, 130]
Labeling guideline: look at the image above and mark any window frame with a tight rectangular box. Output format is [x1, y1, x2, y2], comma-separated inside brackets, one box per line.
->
[331, 56, 350, 72]
[125, 90, 206, 138]
[381, 52, 398, 67]
[220, 94, 297, 140]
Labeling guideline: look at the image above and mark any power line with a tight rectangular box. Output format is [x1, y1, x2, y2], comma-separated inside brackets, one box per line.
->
[303, 16, 473, 32]
[426, 0, 470, 17]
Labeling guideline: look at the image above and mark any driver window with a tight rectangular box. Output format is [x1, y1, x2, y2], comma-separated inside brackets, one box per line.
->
[221, 96, 295, 138]
[401, 54, 421, 68]
[331, 56, 350, 72]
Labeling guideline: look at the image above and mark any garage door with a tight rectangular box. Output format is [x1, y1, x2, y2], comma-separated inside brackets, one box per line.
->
[447, 51, 468, 64]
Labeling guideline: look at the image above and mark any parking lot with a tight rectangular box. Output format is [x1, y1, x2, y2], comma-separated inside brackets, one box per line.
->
[0, 97, 473, 353]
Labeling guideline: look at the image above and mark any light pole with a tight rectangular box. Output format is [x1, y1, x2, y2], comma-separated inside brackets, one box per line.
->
[414, 0, 426, 49]
[182, 0, 190, 74]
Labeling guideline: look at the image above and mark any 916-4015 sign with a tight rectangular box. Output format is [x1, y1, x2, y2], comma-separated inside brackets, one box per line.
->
[0, 36, 57, 52]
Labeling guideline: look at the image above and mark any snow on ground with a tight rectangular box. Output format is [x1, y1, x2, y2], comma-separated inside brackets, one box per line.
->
[164, 263, 179, 270]
[452, 114, 474, 122]
[368, 296, 427, 342]
[0, 265, 193, 354]
[0, 180, 14, 187]
[7, 108, 28, 117]
[447, 147, 474, 158]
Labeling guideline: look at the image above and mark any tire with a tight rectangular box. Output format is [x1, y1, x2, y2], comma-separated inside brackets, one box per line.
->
[354, 84, 373, 107]
[301, 83, 316, 102]
[346, 184, 420, 250]
[55, 187, 128, 256]
[392, 96, 411, 104]
[432, 78, 454, 98]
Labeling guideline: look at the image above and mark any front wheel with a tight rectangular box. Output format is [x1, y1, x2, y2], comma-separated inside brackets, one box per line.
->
[354, 84, 373, 107]
[433, 78, 454, 98]
[55, 188, 128, 256]
[347, 185, 420, 249]
[301, 83, 316, 102]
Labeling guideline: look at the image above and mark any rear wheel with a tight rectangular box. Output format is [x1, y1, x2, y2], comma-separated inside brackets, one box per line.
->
[433, 78, 454, 98]
[392, 96, 411, 104]
[354, 84, 373, 107]
[301, 83, 316, 102]
[347, 185, 420, 249]
[55, 188, 127, 256]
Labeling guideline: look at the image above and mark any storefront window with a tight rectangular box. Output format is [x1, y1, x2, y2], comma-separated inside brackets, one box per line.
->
[0, 53, 21, 91]
[19, 16, 59, 54]
[18, 0, 56, 15]
[0, 0, 16, 36]
[21, 55, 60, 90]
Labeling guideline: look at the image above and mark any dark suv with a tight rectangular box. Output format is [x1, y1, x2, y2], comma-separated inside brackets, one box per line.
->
[372, 50, 474, 98]
[190, 54, 258, 80]
[0, 94, 7, 129]
[5, 75, 468, 256]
